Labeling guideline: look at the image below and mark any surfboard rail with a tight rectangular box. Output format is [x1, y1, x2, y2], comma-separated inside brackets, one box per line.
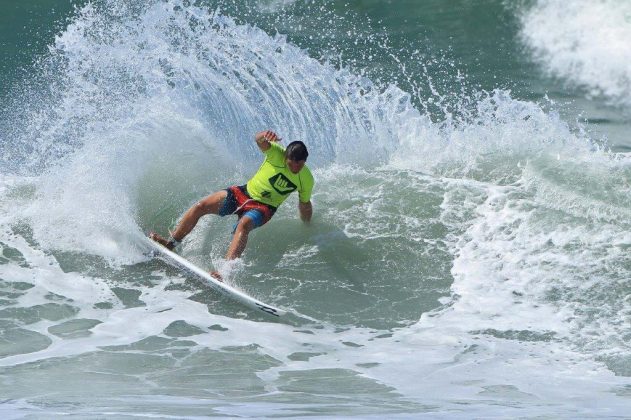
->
[145, 237, 285, 317]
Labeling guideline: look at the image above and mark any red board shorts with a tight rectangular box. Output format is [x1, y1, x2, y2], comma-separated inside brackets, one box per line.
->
[218, 185, 276, 229]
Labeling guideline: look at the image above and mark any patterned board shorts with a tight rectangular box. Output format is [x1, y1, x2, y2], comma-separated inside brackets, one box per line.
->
[218, 185, 276, 228]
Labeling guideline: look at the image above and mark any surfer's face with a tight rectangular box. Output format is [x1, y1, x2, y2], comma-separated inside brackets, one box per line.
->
[286, 158, 305, 174]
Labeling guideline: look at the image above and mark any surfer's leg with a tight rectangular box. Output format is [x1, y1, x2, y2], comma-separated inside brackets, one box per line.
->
[226, 216, 256, 260]
[170, 190, 228, 240]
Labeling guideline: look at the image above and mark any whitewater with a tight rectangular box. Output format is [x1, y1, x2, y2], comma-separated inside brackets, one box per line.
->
[0, 0, 630, 417]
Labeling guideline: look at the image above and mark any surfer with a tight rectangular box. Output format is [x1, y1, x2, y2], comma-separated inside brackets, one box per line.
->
[150, 130, 314, 278]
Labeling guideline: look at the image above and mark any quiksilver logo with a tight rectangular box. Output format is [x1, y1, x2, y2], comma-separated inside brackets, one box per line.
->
[269, 173, 297, 195]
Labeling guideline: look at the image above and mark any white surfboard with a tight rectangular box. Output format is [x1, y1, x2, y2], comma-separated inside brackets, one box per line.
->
[145, 237, 285, 317]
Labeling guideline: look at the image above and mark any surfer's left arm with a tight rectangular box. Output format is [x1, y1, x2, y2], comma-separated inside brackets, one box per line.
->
[299, 201, 312, 223]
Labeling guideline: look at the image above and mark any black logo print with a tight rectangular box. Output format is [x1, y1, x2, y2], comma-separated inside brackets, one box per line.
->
[269, 173, 297, 195]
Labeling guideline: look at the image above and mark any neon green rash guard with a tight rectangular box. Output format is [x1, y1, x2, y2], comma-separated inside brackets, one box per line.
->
[246, 142, 314, 208]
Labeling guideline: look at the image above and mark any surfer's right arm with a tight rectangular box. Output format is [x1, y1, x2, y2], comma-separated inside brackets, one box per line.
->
[255, 130, 280, 152]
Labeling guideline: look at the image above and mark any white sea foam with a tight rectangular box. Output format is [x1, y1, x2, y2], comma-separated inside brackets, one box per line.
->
[519, 0, 631, 107]
[2, 229, 626, 416]
[2, 0, 631, 416]
[384, 83, 631, 378]
[255, 0, 300, 13]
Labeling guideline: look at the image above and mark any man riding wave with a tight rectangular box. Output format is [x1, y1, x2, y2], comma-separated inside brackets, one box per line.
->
[150, 130, 314, 278]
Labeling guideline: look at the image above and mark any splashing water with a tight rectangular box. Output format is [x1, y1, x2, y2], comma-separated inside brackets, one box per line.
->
[0, 0, 630, 417]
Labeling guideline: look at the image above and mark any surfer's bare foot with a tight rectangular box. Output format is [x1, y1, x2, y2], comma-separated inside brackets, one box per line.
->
[210, 271, 223, 282]
[149, 232, 175, 250]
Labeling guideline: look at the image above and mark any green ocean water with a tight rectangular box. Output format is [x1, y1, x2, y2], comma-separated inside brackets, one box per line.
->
[4, 0, 630, 150]
[0, 1, 80, 95]
[1, 0, 630, 417]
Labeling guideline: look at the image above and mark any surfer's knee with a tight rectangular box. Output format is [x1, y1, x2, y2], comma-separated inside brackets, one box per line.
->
[193, 200, 208, 214]
[235, 216, 255, 234]
[196, 191, 227, 214]
[185, 201, 209, 219]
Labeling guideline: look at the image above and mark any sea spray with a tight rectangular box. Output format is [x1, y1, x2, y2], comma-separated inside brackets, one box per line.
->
[518, 0, 631, 108]
[0, 0, 629, 417]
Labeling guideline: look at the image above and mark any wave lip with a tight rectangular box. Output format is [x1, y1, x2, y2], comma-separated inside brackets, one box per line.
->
[519, 0, 631, 107]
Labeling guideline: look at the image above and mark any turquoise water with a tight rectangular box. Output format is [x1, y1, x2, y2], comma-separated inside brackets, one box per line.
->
[1, 0, 630, 417]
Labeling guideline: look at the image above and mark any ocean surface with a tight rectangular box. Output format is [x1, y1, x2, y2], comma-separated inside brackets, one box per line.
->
[1, 0, 630, 417]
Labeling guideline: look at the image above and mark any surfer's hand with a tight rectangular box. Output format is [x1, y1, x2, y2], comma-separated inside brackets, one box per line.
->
[267, 131, 280, 142]
[256, 130, 279, 143]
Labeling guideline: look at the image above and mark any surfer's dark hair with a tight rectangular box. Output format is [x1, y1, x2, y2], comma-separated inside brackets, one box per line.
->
[285, 141, 309, 161]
